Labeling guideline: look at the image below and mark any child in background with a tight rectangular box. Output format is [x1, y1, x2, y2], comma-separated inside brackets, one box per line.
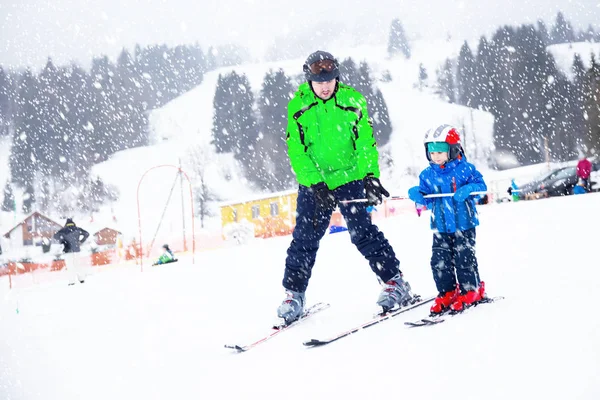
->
[573, 179, 587, 195]
[153, 244, 176, 266]
[408, 124, 488, 314]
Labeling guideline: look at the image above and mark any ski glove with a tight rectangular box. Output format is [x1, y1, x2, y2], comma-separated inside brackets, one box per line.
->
[453, 184, 476, 202]
[311, 182, 337, 211]
[408, 186, 426, 205]
[364, 174, 390, 206]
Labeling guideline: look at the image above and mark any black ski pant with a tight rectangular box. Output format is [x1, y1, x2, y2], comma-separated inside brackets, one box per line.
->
[430, 228, 481, 295]
[283, 180, 400, 293]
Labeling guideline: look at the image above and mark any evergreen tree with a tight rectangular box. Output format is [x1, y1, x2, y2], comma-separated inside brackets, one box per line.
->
[550, 12, 576, 44]
[61, 64, 93, 182]
[116, 48, 148, 151]
[583, 55, 600, 154]
[210, 71, 258, 170]
[22, 183, 35, 214]
[387, 19, 411, 59]
[211, 74, 235, 153]
[230, 72, 258, 168]
[536, 19, 550, 46]
[37, 58, 62, 176]
[418, 63, 428, 90]
[456, 42, 476, 107]
[89, 55, 120, 163]
[356, 62, 392, 146]
[257, 69, 294, 191]
[487, 26, 520, 159]
[436, 58, 455, 103]
[473, 36, 494, 110]
[583, 25, 596, 42]
[10, 69, 40, 188]
[368, 88, 393, 146]
[0, 67, 10, 137]
[1, 180, 15, 212]
[39, 179, 50, 213]
[571, 53, 588, 153]
[340, 58, 360, 88]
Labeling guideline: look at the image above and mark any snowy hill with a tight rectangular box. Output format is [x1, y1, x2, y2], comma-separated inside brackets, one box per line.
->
[1, 191, 599, 400]
[92, 40, 494, 240]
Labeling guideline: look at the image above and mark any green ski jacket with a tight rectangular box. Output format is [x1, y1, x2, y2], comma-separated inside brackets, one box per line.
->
[286, 82, 381, 190]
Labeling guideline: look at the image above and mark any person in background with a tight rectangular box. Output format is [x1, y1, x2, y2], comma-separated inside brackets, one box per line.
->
[153, 244, 176, 266]
[53, 218, 90, 285]
[507, 179, 520, 202]
[573, 179, 587, 195]
[576, 155, 592, 192]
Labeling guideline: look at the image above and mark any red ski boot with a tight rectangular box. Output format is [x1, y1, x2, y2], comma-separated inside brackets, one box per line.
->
[450, 289, 482, 312]
[430, 288, 459, 315]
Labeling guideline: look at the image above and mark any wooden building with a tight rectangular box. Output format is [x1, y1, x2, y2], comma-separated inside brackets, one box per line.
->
[220, 190, 297, 238]
[3, 211, 63, 248]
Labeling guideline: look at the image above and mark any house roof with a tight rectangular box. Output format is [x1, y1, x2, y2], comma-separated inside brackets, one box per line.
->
[3, 211, 63, 238]
[93, 226, 122, 235]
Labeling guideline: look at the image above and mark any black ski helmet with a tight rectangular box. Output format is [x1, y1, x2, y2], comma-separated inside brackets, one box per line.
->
[303, 50, 340, 82]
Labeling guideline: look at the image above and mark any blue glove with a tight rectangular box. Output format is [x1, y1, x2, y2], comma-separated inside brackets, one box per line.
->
[408, 186, 426, 204]
[453, 184, 475, 202]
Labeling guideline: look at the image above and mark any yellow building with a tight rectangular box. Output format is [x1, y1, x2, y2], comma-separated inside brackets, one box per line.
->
[220, 190, 298, 238]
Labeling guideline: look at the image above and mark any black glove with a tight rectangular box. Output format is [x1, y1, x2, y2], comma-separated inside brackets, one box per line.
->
[311, 182, 337, 211]
[364, 174, 390, 205]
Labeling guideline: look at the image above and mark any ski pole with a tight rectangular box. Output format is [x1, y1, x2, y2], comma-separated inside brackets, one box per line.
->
[339, 191, 489, 204]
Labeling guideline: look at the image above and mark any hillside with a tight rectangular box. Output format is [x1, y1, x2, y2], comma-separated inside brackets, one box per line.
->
[92, 40, 495, 238]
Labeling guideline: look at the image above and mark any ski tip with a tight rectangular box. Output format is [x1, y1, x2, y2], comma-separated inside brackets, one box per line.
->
[224, 344, 246, 352]
[303, 339, 325, 347]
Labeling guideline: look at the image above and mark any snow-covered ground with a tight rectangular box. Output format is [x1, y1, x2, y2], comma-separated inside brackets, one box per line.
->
[1, 192, 599, 400]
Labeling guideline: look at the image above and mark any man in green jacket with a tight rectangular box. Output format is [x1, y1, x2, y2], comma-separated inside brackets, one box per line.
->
[277, 50, 414, 324]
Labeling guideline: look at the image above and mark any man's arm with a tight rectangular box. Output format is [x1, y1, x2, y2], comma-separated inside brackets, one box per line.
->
[79, 228, 90, 243]
[286, 99, 323, 187]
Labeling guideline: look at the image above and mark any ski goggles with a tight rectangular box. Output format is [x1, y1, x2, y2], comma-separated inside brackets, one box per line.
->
[307, 59, 337, 75]
[427, 142, 450, 153]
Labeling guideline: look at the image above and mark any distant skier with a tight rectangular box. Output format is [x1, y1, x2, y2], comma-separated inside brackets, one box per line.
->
[152, 244, 177, 266]
[408, 125, 487, 314]
[53, 218, 90, 285]
[277, 50, 414, 324]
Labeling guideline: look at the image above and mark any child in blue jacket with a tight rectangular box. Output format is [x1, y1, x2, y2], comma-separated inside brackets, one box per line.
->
[408, 125, 487, 314]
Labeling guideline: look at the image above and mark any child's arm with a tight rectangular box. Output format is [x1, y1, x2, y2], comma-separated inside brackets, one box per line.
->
[409, 173, 434, 208]
[454, 165, 487, 202]
[465, 165, 487, 192]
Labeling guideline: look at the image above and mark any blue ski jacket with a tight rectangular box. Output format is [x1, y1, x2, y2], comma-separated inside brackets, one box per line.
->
[412, 157, 487, 233]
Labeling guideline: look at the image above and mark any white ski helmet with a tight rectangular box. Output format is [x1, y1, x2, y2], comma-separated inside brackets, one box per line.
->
[423, 124, 464, 162]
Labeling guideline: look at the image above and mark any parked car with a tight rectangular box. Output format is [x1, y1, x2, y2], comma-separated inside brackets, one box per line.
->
[514, 162, 600, 200]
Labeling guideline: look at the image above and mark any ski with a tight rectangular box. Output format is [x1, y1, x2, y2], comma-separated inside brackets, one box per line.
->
[225, 302, 330, 352]
[303, 295, 436, 347]
[404, 296, 504, 328]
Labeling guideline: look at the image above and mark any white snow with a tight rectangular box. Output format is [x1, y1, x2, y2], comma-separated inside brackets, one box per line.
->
[1, 192, 599, 400]
[548, 42, 600, 81]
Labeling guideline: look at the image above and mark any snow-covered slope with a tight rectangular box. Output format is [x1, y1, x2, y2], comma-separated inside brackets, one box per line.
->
[548, 41, 600, 80]
[1, 191, 598, 400]
[92, 41, 494, 237]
